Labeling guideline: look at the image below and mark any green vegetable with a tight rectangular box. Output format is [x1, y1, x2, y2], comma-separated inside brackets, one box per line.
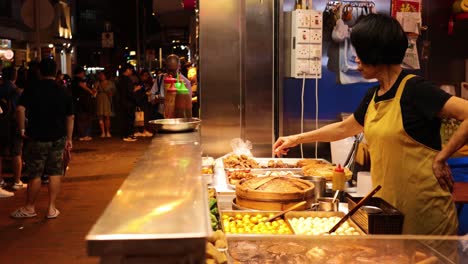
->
[210, 213, 217, 222]
[211, 207, 219, 216]
[209, 198, 217, 209]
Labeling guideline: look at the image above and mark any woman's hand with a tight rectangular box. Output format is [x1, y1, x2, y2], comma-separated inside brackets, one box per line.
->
[432, 157, 454, 193]
[65, 139, 73, 151]
[273, 135, 299, 157]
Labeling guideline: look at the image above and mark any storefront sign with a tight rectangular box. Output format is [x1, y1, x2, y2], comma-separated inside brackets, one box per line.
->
[0, 39, 11, 49]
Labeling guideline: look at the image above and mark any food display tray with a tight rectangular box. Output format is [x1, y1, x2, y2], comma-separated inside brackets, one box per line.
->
[253, 158, 331, 169]
[346, 193, 404, 234]
[284, 211, 366, 235]
[220, 211, 294, 235]
[225, 169, 304, 190]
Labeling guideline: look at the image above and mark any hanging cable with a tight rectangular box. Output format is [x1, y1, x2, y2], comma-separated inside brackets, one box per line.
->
[315, 77, 319, 159]
[300, 73, 306, 159]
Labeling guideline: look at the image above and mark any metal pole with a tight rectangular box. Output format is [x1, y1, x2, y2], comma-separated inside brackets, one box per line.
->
[34, 0, 41, 59]
[136, 0, 141, 70]
[159, 47, 162, 69]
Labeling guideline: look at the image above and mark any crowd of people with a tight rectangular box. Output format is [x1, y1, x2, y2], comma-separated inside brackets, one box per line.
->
[0, 54, 196, 207]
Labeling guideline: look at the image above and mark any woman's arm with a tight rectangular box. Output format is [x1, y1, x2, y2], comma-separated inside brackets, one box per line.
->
[273, 114, 363, 156]
[433, 96, 468, 191]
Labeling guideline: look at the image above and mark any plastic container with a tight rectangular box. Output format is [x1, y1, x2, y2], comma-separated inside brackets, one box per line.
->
[164, 78, 177, 118]
[346, 193, 404, 234]
[332, 164, 346, 191]
[174, 78, 192, 118]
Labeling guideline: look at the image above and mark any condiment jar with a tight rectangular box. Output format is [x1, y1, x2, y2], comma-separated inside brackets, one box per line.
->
[164, 79, 177, 118]
[174, 78, 192, 118]
[332, 164, 346, 191]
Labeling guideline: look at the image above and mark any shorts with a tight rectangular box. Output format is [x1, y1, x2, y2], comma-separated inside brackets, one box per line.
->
[0, 132, 22, 157]
[24, 138, 66, 178]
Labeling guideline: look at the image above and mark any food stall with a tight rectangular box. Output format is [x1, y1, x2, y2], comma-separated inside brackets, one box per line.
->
[87, 0, 468, 262]
[86, 128, 467, 263]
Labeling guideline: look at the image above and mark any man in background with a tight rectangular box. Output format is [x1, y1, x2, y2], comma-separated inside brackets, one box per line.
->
[71, 66, 95, 141]
[116, 63, 141, 142]
[11, 58, 74, 218]
[150, 54, 191, 118]
[0, 66, 24, 198]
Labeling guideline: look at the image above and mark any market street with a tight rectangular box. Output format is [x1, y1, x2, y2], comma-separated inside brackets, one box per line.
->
[0, 138, 151, 264]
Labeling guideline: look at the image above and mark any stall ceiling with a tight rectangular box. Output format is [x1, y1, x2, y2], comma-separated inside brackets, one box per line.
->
[152, 0, 192, 44]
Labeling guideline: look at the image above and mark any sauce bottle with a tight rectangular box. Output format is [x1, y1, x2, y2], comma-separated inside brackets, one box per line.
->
[164, 78, 177, 118]
[175, 76, 192, 118]
[332, 164, 346, 191]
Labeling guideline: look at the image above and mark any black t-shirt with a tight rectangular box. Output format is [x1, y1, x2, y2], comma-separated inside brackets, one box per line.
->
[18, 79, 74, 141]
[354, 71, 452, 150]
[116, 75, 136, 110]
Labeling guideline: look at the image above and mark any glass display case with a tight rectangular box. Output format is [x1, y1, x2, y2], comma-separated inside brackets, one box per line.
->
[226, 235, 468, 264]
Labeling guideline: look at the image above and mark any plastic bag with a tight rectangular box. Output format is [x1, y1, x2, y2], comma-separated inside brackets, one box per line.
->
[230, 138, 253, 156]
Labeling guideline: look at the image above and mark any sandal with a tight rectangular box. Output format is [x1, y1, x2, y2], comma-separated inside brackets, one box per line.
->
[46, 209, 60, 219]
[11, 207, 37, 218]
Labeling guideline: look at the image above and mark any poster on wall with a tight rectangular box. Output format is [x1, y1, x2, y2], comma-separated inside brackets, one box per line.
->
[391, 0, 421, 17]
[392, 0, 422, 35]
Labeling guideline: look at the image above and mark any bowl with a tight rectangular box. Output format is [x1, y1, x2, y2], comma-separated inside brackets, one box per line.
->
[149, 118, 201, 132]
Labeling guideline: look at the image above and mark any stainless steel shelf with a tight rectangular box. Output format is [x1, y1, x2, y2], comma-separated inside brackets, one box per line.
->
[86, 132, 210, 263]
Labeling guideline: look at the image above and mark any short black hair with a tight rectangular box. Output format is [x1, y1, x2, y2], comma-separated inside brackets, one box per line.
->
[166, 54, 180, 64]
[73, 66, 85, 75]
[350, 13, 408, 65]
[1, 66, 17, 81]
[121, 63, 134, 72]
[39, 58, 57, 77]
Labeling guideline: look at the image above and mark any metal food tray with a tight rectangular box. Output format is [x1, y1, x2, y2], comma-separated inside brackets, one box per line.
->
[285, 211, 366, 235]
[220, 211, 294, 235]
[253, 158, 331, 169]
[223, 158, 330, 171]
[149, 118, 201, 132]
[202, 174, 215, 185]
[225, 169, 303, 190]
[250, 169, 303, 178]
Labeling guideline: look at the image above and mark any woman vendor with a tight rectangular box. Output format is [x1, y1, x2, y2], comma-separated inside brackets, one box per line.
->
[274, 14, 468, 235]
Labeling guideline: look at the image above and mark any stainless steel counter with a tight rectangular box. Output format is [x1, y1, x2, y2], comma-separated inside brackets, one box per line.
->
[86, 132, 211, 263]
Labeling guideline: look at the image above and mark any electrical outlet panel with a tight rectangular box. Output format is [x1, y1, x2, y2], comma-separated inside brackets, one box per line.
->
[286, 9, 323, 79]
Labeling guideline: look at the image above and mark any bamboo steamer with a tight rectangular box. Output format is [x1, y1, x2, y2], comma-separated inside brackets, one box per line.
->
[235, 176, 315, 211]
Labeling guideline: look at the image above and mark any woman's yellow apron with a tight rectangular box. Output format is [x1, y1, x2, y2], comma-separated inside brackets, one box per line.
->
[364, 74, 458, 235]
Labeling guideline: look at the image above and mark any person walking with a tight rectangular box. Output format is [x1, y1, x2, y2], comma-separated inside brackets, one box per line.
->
[134, 69, 153, 137]
[11, 58, 74, 219]
[95, 71, 115, 138]
[116, 63, 141, 142]
[72, 66, 95, 141]
[0, 66, 24, 197]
